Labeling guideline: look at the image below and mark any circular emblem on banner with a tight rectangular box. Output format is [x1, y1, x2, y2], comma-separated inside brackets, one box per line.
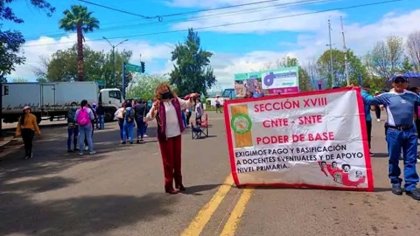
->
[231, 113, 252, 134]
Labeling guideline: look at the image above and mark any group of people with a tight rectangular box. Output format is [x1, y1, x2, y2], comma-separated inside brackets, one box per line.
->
[361, 75, 420, 200]
[114, 99, 150, 144]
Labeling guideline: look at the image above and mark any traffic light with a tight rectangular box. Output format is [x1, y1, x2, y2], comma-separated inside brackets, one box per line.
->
[140, 61, 145, 73]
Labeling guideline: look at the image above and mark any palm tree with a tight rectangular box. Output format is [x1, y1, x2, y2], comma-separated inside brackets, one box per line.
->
[59, 5, 99, 81]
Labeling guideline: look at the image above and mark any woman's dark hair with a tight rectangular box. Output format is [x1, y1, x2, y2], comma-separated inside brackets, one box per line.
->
[19, 112, 26, 125]
[126, 102, 132, 108]
[81, 99, 88, 107]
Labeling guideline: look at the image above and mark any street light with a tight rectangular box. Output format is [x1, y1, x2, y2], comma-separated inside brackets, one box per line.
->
[103, 37, 128, 87]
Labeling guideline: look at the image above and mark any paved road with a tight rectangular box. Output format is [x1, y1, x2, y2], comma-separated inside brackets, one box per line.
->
[0, 112, 419, 236]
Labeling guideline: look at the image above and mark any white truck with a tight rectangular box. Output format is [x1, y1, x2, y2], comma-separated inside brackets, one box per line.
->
[1, 81, 123, 124]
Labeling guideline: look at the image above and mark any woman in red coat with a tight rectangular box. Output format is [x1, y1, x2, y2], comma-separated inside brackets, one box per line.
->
[146, 83, 199, 194]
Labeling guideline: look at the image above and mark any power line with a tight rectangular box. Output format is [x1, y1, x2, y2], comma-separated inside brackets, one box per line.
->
[23, 0, 403, 48]
[77, 0, 160, 20]
[22, 0, 338, 40]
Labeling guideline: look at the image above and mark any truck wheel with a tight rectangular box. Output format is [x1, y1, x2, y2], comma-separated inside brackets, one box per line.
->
[104, 108, 116, 122]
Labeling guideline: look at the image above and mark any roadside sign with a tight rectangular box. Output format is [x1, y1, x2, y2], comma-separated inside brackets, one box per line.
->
[125, 63, 142, 73]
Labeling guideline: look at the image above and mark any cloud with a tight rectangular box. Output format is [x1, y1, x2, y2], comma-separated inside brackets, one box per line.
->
[208, 9, 420, 88]
[8, 35, 174, 81]
[169, 0, 342, 33]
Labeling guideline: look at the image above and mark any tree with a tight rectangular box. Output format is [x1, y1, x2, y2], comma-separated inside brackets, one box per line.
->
[369, 36, 404, 79]
[45, 45, 132, 88]
[0, 0, 54, 80]
[127, 74, 169, 100]
[59, 5, 99, 81]
[170, 28, 216, 96]
[318, 49, 368, 87]
[406, 31, 420, 72]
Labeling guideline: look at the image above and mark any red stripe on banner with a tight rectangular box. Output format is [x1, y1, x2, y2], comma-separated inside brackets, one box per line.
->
[236, 182, 370, 191]
[355, 87, 375, 192]
[223, 87, 353, 107]
[223, 102, 240, 185]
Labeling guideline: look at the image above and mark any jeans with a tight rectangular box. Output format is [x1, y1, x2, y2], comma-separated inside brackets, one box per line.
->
[97, 115, 105, 129]
[118, 119, 124, 141]
[79, 124, 94, 152]
[67, 125, 79, 151]
[386, 127, 419, 191]
[123, 122, 135, 143]
[135, 118, 146, 140]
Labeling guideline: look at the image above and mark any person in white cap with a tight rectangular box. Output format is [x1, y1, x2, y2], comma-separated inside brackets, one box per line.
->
[15, 106, 41, 159]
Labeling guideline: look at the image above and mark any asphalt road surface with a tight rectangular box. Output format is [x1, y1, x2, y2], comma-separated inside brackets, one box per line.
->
[0, 112, 419, 236]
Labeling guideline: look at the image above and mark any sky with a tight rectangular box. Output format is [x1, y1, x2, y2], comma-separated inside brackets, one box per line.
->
[3, 0, 420, 90]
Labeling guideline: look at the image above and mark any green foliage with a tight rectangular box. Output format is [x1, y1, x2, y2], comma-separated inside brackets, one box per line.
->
[401, 56, 413, 72]
[170, 28, 216, 96]
[368, 36, 404, 79]
[59, 5, 99, 81]
[126, 74, 169, 100]
[46, 45, 132, 88]
[0, 0, 54, 80]
[318, 49, 368, 87]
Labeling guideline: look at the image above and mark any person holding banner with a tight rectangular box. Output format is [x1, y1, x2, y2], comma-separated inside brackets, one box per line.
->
[145, 83, 199, 194]
[371, 76, 420, 200]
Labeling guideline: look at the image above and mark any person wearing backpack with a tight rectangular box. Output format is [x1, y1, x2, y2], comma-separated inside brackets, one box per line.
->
[67, 102, 79, 152]
[122, 102, 135, 144]
[75, 99, 96, 155]
[134, 99, 147, 143]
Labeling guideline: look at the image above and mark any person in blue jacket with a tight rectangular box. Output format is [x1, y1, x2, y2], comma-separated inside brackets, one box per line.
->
[370, 76, 420, 200]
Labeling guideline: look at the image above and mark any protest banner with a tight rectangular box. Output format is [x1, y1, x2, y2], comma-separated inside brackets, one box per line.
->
[223, 87, 374, 191]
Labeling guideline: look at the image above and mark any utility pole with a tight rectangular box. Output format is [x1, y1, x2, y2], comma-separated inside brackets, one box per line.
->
[340, 16, 350, 86]
[103, 37, 128, 87]
[327, 19, 334, 87]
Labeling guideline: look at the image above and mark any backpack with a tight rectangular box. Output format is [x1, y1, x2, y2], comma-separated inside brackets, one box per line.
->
[77, 108, 90, 126]
[125, 107, 135, 123]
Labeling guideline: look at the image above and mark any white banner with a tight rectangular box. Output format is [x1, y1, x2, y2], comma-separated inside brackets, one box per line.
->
[223, 88, 374, 191]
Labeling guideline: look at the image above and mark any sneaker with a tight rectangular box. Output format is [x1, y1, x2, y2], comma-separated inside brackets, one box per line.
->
[130, 142, 133, 144]
[89, 151, 96, 155]
[143, 134, 148, 138]
[29, 153, 33, 159]
[406, 189, 420, 200]
[121, 141, 126, 144]
[67, 149, 74, 153]
[79, 152, 84, 156]
[136, 140, 140, 144]
[391, 184, 403, 195]
[84, 146, 89, 151]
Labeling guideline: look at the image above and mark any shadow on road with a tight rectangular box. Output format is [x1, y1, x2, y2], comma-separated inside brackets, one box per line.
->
[182, 184, 220, 195]
[0, 192, 175, 235]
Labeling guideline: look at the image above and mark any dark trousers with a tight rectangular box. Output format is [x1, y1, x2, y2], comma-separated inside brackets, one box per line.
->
[158, 135, 182, 191]
[375, 105, 381, 120]
[186, 111, 192, 125]
[366, 120, 372, 149]
[135, 118, 146, 140]
[67, 125, 79, 150]
[21, 128, 35, 156]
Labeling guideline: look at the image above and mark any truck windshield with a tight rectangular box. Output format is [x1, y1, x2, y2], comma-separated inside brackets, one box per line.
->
[109, 90, 122, 102]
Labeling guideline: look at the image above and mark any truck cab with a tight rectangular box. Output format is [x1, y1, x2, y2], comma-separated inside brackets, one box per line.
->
[99, 88, 123, 121]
